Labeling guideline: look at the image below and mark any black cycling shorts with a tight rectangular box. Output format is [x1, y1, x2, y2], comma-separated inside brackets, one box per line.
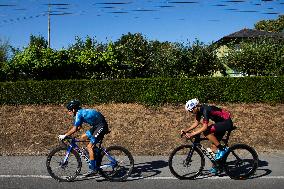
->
[88, 119, 109, 142]
[203, 118, 233, 141]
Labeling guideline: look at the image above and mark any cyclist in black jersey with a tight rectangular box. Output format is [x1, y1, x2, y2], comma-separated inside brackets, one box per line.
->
[181, 98, 233, 174]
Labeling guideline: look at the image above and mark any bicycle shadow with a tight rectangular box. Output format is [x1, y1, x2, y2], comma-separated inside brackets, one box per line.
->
[250, 159, 271, 179]
[72, 160, 169, 182]
[130, 160, 169, 180]
[198, 159, 271, 180]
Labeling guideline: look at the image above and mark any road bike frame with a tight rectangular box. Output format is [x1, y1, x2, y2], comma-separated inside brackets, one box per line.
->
[183, 126, 236, 169]
[170, 126, 258, 180]
[62, 137, 117, 170]
[187, 134, 224, 170]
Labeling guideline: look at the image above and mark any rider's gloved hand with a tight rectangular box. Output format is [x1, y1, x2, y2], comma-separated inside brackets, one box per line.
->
[180, 130, 187, 137]
[58, 134, 66, 140]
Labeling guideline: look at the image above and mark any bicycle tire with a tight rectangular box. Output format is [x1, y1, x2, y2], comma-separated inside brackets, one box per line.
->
[223, 143, 258, 180]
[46, 145, 82, 182]
[168, 144, 205, 180]
[99, 145, 134, 181]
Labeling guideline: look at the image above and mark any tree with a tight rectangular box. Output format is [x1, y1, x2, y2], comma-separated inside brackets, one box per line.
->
[7, 35, 51, 80]
[185, 40, 222, 77]
[114, 33, 151, 78]
[223, 39, 284, 76]
[147, 40, 185, 78]
[255, 15, 284, 33]
[67, 36, 116, 79]
[0, 38, 9, 63]
[29, 35, 48, 49]
[0, 38, 12, 81]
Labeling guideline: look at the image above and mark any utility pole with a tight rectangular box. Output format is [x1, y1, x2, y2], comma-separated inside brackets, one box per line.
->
[47, 3, 51, 48]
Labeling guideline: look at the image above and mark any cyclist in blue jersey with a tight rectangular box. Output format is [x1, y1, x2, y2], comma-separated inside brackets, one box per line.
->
[58, 100, 109, 176]
[181, 98, 233, 174]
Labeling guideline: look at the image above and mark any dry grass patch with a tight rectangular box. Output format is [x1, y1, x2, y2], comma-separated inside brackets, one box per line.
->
[0, 103, 283, 156]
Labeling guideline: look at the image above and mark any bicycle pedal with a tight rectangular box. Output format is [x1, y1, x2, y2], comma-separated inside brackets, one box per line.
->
[84, 170, 99, 177]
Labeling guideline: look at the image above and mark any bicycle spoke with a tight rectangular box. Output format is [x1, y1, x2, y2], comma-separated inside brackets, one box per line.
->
[100, 146, 134, 181]
[224, 144, 258, 179]
[46, 146, 82, 182]
[169, 145, 204, 179]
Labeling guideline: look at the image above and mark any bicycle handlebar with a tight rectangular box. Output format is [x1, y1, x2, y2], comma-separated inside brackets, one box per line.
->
[64, 136, 74, 140]
[59, 136, 87, 146]
[181, 131, 209, 143]
[62, 136, 90, 142]
[181, 131, 194, 143]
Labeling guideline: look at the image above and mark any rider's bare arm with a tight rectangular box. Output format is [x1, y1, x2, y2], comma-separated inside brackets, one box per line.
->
[65, 126, 81, 136]
[191, 122, 208, 136]
[182, 120, 199, 133]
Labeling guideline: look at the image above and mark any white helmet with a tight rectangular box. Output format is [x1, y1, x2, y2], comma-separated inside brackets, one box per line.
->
[185, 98, 199, 112]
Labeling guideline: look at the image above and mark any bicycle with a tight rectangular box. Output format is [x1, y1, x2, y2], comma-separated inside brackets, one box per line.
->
[46, 136, 134, 182]
[168, 126, 259, 180]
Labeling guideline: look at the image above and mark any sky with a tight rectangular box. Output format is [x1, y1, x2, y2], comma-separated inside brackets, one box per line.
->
[0, 0, 283, 49]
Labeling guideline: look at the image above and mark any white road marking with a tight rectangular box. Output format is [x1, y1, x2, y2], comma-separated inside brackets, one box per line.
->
[0, 175, 284, 180]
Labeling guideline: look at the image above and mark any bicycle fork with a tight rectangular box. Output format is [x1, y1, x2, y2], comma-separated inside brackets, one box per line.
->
[60, 145, 73, 167]
[184, 145, 197, 166]
[99, 148, 118, 169]
[61, 139, 79, 167]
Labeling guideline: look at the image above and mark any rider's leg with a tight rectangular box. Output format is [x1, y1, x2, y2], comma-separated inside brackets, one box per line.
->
[86, 122, 108, 171]
[211, 143, 217, 153]
[78, 134, 96, 177]
[87, 142, 96, 170]
[204, 125, 228, 160]
[204, 125, 223, 150]
[213, 120, 234, 160]
[80, 133, 97, 172]
[206, 133, 221, 148]
[203, 133, 220, 174]
[86, 142, 95, 160]
[83, 129, 99, 175]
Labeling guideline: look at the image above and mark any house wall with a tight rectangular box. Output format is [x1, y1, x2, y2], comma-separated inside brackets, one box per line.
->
[214, 45, 244, 77]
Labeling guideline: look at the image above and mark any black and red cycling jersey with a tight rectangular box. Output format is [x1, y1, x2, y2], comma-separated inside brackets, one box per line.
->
[196, 104, 231, 124]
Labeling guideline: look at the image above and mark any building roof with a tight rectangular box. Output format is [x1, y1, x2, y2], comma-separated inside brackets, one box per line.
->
[216, 28, 284, 45]
[225, 28, 283, 38]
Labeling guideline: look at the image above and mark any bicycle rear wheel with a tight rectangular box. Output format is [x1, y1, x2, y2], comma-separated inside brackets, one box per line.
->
[99, 145, 134, 181]
[46, 146, 82, 182]
[223, 143, 258, 180]
[168, 144, 205, 180]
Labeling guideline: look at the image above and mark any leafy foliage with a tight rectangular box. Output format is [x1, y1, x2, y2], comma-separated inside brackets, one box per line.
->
[1, 33, 223, 81]
[221, 38, 284, 76]
[1, 77, 283, 105]
[255, 15, 284, 33]
[1, 29, 283, 81]
[0, 38, 13, 81]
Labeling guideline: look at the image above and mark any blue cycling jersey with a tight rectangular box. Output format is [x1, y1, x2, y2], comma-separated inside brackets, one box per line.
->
[74, 108, 104, 127]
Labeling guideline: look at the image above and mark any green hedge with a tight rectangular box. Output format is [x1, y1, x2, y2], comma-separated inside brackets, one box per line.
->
[0, 77, 283, 105]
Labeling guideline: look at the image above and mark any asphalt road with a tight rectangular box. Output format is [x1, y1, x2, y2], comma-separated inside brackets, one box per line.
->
[0, 152, 284, 189]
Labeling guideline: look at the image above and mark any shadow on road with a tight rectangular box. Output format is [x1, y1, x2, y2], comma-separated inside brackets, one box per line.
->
[197, 159, 272, 180]
[65, 159, 272, 182]
[249, 159, 271, 179]
[131, 160, 169, 179]
[69, 160, 169, 182]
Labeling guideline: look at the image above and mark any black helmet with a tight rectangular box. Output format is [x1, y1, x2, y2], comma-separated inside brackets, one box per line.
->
[66, 100, 81, 111]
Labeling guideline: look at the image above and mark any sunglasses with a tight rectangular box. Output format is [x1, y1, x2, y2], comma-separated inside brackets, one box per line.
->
[188, 107, 196, 112]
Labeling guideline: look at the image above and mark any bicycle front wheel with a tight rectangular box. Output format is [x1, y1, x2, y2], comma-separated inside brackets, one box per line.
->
[99, 145, 134, 181]
[168, 144, 205, 180]
[46, 146, 82, 182]
[223, 143, 258, 180]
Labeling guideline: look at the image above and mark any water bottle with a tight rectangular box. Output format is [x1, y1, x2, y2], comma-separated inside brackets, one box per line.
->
[207, 148, 215, 157]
